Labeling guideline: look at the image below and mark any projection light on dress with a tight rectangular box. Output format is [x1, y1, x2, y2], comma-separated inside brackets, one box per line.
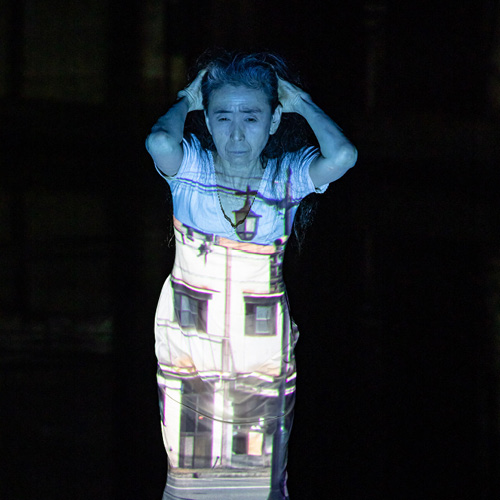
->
[233, 191, 262, 241]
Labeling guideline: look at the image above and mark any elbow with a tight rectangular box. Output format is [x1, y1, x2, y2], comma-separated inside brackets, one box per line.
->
[337, 144, 358, 170]
[145, 131, 176, 156]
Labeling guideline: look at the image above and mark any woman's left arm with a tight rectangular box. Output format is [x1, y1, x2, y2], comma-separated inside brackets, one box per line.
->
[278, 79, 358, 187]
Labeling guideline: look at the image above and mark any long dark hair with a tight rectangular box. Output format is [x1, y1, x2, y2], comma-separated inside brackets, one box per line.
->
[184, 49, 318, 249]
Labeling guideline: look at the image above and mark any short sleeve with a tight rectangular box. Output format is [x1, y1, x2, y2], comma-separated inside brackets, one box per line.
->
[154, 134, 202, 186]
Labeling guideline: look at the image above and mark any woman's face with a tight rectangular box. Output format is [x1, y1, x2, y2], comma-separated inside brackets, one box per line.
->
[204, 84, 281, 170]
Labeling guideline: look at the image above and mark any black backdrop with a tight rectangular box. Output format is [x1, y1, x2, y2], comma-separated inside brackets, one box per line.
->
[1, 1, 500, 499]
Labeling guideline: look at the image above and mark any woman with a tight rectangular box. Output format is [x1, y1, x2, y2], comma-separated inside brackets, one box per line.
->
[146, 51, 357, 500]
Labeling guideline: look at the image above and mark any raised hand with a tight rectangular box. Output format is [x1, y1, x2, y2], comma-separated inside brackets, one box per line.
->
[277, 77, 311, 113]
[177, 69, 207, 111]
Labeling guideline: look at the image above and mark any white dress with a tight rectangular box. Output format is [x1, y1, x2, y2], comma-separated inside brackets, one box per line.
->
[154, 135, 327, 500]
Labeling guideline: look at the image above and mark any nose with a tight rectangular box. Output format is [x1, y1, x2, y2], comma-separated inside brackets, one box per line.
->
[230, 123, 244, 141]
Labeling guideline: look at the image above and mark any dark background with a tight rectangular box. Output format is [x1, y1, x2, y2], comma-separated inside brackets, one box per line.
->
[1, 1, 500, 499]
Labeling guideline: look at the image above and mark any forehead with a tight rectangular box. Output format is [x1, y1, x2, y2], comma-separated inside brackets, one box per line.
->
[207, 84, 271, 112]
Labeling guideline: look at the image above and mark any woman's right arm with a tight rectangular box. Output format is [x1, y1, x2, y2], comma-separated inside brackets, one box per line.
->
[145, 69, 205, 176]
[145, 98, 190, 176]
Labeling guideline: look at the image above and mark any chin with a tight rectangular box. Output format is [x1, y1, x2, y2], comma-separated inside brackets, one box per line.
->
[225, 153, 253, 164]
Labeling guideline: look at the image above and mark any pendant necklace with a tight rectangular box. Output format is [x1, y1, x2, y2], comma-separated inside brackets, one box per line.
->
[214, 160, 262, 229]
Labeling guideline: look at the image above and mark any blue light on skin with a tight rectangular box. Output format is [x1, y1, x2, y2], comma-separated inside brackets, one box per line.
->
[204, 84, 282, 175]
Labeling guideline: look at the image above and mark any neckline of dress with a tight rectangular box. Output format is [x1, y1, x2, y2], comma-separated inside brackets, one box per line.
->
[208, 150, 270, 232]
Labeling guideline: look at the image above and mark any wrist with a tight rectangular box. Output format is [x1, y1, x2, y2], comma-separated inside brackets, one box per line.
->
[176, 89, 196, 112]
[293, 94, 313, 115]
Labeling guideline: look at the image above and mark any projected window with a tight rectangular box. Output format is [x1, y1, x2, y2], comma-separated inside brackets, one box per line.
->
[179, 383, 213, 469]
[244, 296, 278, 336]
[172, 281, 211, 332]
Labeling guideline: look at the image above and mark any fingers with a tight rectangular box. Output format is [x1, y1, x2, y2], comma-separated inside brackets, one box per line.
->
[278, 77, 301, 93]
[199, 68, 208, 78]
[186, 69, 206, 95]
[177, 88, 197, 105]
[192, 68, 207, 84]
[178, 69, 207, 111]
[278, 78, 304, 112]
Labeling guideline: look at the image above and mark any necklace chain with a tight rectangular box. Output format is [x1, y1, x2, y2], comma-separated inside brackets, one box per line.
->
[213, 160, 261, 230]
[217, 192, 247, 229]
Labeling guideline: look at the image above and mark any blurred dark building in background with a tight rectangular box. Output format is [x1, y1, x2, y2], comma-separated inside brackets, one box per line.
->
[1, 1, 500, 499]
